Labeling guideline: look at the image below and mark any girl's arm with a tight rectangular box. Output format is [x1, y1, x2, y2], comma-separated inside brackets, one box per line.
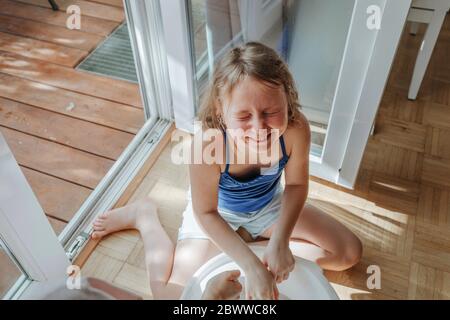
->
[189, 152, 261, 272]
[189, 133, 277, 299]
[272, 120, 311, 244]
[263, 118, 311, 282]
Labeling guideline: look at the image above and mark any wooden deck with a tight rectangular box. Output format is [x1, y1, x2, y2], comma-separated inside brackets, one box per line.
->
[0, 0, 143, 235]
[83, 16, 450, 300]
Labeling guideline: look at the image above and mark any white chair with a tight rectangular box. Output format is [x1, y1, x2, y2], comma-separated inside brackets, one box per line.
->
[406, 0, 450, 100]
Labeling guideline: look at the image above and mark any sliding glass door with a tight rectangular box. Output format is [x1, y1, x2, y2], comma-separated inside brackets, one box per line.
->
[164, 0, 411, 188]
[0, 0, 174, 299]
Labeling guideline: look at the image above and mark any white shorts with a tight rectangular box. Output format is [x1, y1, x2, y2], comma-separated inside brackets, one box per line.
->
[177, 186, 283, 241]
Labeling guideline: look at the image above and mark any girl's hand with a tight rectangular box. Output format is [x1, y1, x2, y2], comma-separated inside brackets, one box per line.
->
[203, 270, 243, 300]
[244, 263, 279, 300]
[263, 240, 295, 283]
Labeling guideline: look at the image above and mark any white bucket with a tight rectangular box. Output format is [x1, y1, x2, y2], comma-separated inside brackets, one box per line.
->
[181, 245, 339, 300]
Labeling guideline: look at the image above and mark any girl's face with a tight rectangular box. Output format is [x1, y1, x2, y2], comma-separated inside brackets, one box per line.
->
[219, 76, 289, 152]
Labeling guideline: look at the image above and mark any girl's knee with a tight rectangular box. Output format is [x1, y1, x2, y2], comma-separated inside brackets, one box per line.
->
[339, 235, 363, 270]
[150, 280, 184, 300]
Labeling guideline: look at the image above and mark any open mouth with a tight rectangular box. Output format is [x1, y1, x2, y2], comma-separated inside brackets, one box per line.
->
[245, 132, 272, 144]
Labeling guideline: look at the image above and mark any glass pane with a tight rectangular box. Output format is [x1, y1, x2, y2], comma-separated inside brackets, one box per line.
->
[0, 3, 146, 239]
[188, 0, 355, 157]
[0, 239, 26, 298]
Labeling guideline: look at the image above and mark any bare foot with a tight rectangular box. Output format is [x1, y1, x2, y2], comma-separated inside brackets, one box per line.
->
[91, 198, 157, 240]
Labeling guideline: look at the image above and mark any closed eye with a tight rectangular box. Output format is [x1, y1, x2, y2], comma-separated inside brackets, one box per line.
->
[236, 115, 251, 121]
[263, 110, 280, 116]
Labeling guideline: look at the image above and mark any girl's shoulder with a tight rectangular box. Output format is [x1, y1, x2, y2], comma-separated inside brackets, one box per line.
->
[190, 127, 226, 167]
[282, 112, 311, 157]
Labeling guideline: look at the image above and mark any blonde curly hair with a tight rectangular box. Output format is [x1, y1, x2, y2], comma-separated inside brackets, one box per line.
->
[198, 42, 302, 129]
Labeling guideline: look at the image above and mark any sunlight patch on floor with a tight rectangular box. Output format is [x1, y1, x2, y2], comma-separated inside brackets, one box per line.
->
[330, 282, 372, 300]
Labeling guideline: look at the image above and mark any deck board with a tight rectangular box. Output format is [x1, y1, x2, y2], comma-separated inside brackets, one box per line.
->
[0, 14, 102, 51]
[86, 0, 123, 8]
[1, 127, 114, 189]
[16, 0, 125, 22]
[48, 217, 67, 235]
[0, 51, 143, 108]
[0, 73, 143, 134]
[21, 167, 92, 223]
[0, 31, 88, 67]
[0, 0, 120, 36]
[0, 97, 134, 160]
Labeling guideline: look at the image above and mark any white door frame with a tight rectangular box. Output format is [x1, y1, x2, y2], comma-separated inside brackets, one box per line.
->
[337, 0, 412, 187]
[0, 132, 70, 297]
[124, 0, 173, 121]
[310, 0, 412, 188]
[160, 0, 197, 133]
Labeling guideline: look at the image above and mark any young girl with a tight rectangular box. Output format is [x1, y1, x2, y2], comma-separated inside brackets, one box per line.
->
[92, 42, 362, 300]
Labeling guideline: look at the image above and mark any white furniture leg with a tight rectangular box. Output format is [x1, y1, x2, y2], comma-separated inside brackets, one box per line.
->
[409, 21, 420, 35]
[408, 9, 447, 100]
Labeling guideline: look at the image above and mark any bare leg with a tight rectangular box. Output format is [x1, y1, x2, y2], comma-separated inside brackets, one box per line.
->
[151, 238, 221, 299]
[92, 199, 176, 284]
[260, 203, 363, 271]
[92, 198, 221, 299]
